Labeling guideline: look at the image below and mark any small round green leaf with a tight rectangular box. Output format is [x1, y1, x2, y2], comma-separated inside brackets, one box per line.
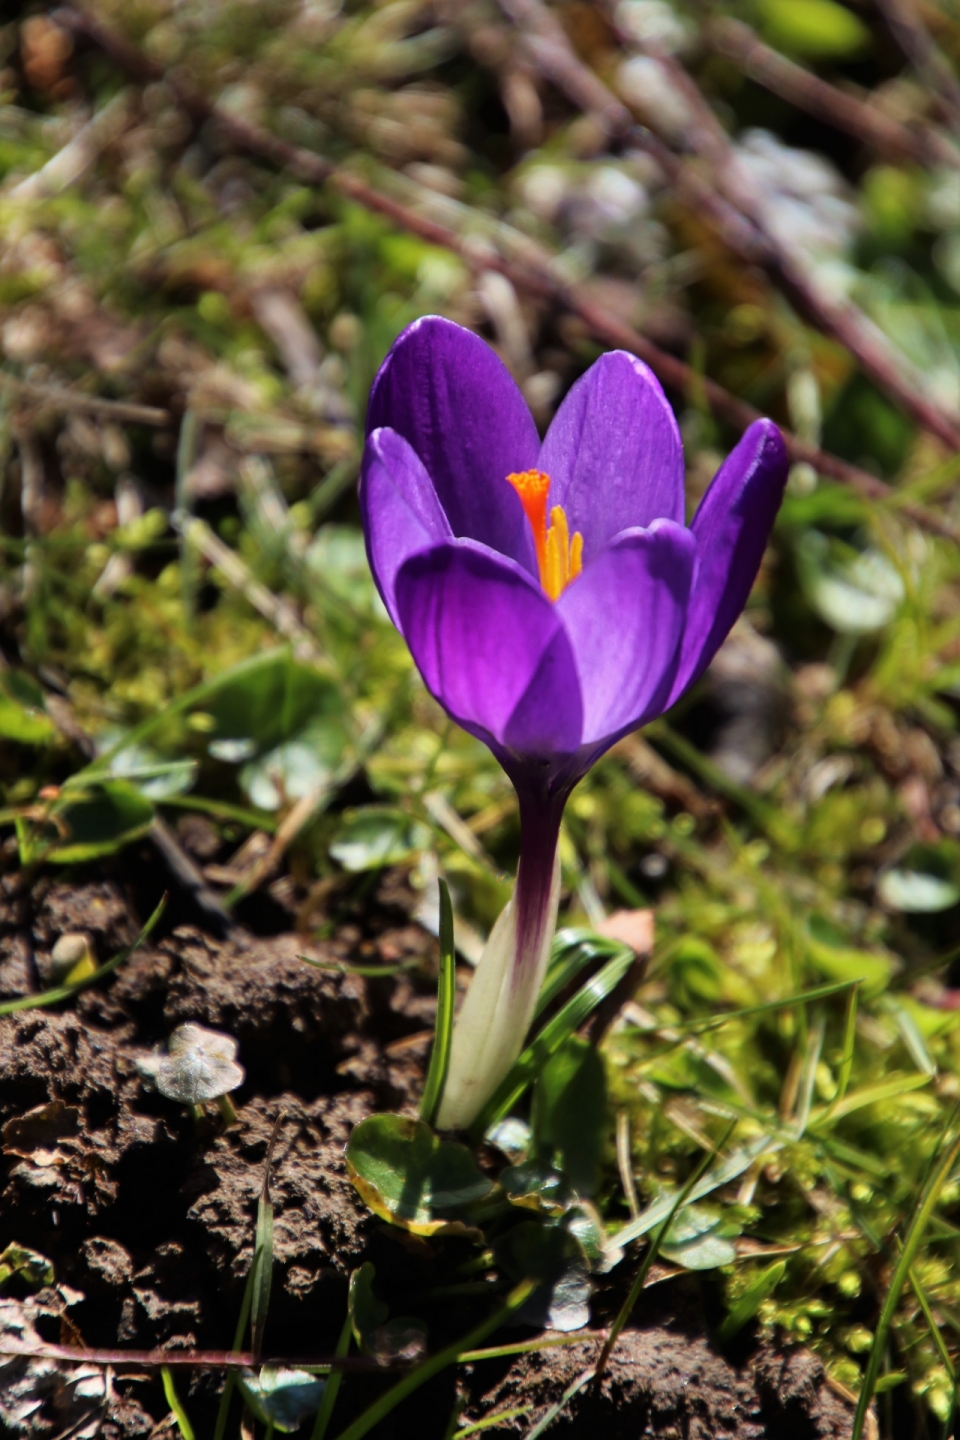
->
[345, 1114, 493, 1234]
[330, 807, 430, 872]
[501, 1162, 576, 1217]
[239, 1367, 325, 1432]
[757, 0, 870, 58]
[878, 869, 960, 913]
[660, 1203, 739, 1271]
[137, 1023, 244, 1105]
[46, 781, 155, 864]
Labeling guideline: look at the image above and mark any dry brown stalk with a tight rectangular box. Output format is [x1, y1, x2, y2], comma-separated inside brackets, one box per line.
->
[0, 1342, 383, 1371]
[707, 17, 957, 169]
[56, 4, 960, 546]
[0, 375, 170, 426]
[628, 35, 960, 453]
[877, 0, 960, 138]
[501, 0, 960, 455]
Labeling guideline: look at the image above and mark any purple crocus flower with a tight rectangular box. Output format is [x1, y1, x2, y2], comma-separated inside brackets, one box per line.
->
[361, 316, 788, 1128]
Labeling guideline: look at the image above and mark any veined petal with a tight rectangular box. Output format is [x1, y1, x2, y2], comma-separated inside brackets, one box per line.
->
[367, 316, 540, 571]
[557, 520, 696, 746]
[359, 427, 453, 627]
[394, 540, 583, 760]
[666, 418, 789, 707]
[539, 351, 685, 560]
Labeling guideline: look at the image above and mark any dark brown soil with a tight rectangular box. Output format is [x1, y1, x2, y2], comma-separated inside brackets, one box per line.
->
[0, 878, 857, 1439]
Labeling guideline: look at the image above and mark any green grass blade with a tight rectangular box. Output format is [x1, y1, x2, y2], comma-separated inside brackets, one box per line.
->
[331, 1279, 536, 1440]
[792, 1016, 825, 1139]
[72, 648, 292, 782]
[910, 1267, 955, 1381]
[161, 1366, 196, 1440]
[0, 896, 165, 1017]
[522, 1370, 594, 1440]
[420, 878, 457, 1128]
[456, 1407, 532, 1437]
[158, 794, 279, 832]
[648, 980, 858, 1037]
[310, 1311, 352, 1440]
[251, 1191, 275, 1358]
[535, 929, 629, 1018]
[835, 982, 859, 1105]
[810, 1071, 932, 1127]
[852, 1126, 960, 1440]
[458, 1334, 593, 1363]
[596, 1121, 737, 1378]
[213, 1186, 271, 1440]
[613, 1131, 776, 1247]
[718, 1261, 788, 1342]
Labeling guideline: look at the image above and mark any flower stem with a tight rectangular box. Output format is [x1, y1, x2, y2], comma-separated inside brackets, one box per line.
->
[435, 785, 565, 1130]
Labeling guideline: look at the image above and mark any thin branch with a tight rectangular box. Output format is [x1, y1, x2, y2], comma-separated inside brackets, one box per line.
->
[224, 709, 393, 905]
[56, 5, 960, 546]
[553, 0, 960, 455]
[171, 512, 324, 666]
[493, 0, 633, 139]
[0, 1343, 384, 1372]
[9, 88, 134, 201]
[148, 814, 241, 941]
[0, 374, 171, 426]
[877, 0, 960, 138]
[707, 17, 957, 169]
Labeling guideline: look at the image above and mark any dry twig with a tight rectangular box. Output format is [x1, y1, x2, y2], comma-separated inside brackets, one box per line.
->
[708, 17, 957, 169]
[877, 0, 960, 138]
[57, 4, 960, 546]
[500, 0, 960, 454]
[0, 375, 170, 426]
[171, 512, 324, 666]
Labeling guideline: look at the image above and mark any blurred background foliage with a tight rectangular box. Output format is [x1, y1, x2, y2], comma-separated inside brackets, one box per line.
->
[5, 0, 960, 1430]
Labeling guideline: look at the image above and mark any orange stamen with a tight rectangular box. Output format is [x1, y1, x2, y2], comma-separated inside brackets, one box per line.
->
[506, 470, 583, 601]
[506, 469, 550, 580]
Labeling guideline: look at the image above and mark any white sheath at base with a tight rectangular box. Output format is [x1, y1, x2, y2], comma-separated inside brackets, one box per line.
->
[435, 846, 561, 1131]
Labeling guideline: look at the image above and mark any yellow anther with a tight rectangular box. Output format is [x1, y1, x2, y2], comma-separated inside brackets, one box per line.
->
[506, 471, 583, 601]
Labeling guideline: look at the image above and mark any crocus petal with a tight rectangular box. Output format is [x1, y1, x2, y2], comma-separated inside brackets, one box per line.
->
[394, 540, 583, 760]
[557, 520, 696, 746]
[538, 351, 684, 560]
[359, 427, 453, 626]
[367, 316, 540, 571]
[666, 418, 789, 707]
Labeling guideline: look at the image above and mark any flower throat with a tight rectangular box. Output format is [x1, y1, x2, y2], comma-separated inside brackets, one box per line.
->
[506, 469, 582, 602]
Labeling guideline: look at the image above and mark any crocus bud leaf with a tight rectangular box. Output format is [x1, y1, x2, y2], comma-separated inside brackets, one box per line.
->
[345, 1114, 493, 1235]
[530, 1036, 606, 1199]
[49, 933, 97, 985]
